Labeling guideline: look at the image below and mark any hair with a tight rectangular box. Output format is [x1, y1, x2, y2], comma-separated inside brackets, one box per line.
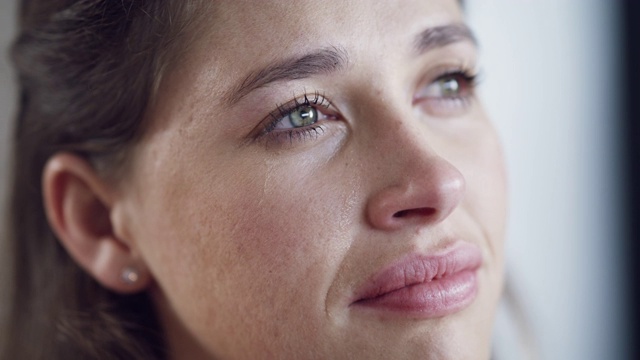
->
[1, 1, 206, 359]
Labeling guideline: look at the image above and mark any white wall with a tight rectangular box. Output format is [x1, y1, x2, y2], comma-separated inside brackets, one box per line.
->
[466, 1, 625, 359]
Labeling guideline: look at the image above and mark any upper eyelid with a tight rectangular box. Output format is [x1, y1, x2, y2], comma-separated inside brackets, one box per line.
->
[431, 71, 478, 87]
[427, 64, 478, 81]
[414, 44, 479, 77]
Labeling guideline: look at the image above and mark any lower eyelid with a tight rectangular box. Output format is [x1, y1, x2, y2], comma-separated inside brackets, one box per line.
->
[264, 125, 327, 146]
[418, 96, 474, 116]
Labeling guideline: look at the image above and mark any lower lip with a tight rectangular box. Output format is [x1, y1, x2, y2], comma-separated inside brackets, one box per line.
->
[351, 244, 481, 318]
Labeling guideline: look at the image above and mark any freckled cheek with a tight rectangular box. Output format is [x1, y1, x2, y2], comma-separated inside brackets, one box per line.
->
[186, 162, 357, 312]
[137, 162, 356, 355]
[217, 135, 355, 284]
[233, 177, 346, 278]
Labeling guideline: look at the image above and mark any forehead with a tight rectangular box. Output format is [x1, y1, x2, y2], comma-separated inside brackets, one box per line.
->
[206, 0, 462, 53]
[148, 0, 465, 135]
[172, 1, 463, 94]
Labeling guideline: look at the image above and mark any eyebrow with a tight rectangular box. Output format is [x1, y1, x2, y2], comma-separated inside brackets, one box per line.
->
[414, 23, 477, 54]
[225, 46, 349, 105]
[225, 24, 476, 106]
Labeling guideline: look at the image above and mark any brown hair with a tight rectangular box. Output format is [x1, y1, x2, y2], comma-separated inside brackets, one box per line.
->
[2, 1, 206, 358]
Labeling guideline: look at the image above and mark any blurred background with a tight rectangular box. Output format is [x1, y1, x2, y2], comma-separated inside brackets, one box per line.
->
[0, 0, 637, 359]
[465, 0, 637, 359]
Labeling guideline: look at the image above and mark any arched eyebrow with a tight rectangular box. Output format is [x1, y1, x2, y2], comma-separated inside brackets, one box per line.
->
[414, 23, 477, 54]
[224, 24, 476, 106]
[224, 46, 349, 105]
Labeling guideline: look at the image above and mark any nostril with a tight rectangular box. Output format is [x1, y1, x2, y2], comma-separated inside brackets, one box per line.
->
[393, 207, 436, 218]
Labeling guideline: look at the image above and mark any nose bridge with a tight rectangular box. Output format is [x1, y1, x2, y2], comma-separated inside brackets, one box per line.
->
[361, 101, 466, 231]
[364, 99, 439, 176]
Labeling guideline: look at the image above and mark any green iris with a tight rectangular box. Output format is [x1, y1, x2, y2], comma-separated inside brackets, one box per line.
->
[289, 105, 318, 127]
[439, 77, 460, 97]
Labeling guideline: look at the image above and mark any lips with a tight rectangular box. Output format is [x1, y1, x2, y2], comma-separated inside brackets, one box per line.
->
[351, 242, 482, 318]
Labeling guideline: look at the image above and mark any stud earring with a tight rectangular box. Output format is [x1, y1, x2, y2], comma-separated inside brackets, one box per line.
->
[121, 266, 140, 285]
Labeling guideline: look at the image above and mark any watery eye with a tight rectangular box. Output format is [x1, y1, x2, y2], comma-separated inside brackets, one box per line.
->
[288, 105, 318, 127]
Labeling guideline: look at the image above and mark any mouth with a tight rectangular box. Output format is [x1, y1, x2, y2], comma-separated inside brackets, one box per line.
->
[350, 241, 482, 318]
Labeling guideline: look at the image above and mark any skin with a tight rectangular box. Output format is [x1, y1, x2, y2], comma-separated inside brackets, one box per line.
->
[45, 0, 507, 359]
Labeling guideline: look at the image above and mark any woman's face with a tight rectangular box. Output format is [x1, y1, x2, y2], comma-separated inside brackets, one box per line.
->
[121, 0, 507, 358]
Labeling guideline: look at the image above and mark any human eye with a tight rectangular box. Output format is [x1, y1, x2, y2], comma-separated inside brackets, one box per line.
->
[414, 68, 478, 116]
[256, 91, 339, 144]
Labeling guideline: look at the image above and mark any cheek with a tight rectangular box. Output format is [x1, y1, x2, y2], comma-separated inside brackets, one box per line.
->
[454, 120, 508, 278]
[232, 160, 358, 292]
[471, 130, 508, 247]
[226, 168, 347, 286]
[138, 149, 358, 355]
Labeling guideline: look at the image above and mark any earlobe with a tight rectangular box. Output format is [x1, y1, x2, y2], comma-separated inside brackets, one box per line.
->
[43, 153, 151, 294]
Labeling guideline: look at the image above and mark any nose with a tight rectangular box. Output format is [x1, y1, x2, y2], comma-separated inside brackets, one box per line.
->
[365, 131, 466, 232]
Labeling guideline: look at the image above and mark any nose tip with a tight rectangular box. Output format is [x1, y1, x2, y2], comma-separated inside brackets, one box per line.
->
[366, 159, 466, 231]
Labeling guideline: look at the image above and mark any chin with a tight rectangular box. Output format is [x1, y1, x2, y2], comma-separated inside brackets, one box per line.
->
[333, 311, 493, 360]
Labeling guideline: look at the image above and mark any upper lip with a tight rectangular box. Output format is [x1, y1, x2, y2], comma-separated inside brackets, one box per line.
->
[351, 241, 483, 304]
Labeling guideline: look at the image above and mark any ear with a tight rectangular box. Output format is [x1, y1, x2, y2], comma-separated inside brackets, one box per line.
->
[42, 152, 151, 294]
